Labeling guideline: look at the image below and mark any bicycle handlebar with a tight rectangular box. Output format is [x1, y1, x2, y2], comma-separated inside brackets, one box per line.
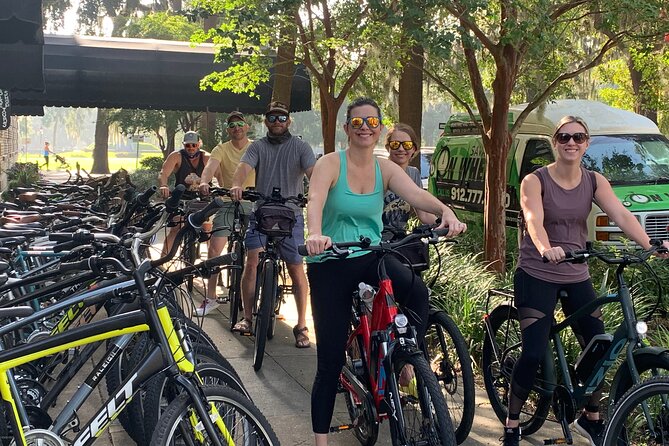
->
[297, 226, 452, 257]
[542, 239, 667, 265]
[209, 187, 306, 206]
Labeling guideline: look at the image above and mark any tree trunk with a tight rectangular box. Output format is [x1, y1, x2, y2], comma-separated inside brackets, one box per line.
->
[629, 60, 658, 124]
[272, 14, 298, 105]
[320, 87, 340, 154]
[91, 108, 110, 174]
[399, 43, 424, 168]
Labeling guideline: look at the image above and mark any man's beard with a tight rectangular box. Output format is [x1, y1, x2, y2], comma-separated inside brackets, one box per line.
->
[268, 126, 288, 136]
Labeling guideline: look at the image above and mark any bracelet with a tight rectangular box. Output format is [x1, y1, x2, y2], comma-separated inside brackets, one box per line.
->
[160, 185, 168, 188]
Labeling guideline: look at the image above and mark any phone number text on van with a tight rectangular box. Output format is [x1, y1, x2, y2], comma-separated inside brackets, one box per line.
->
[450, 187, 511, 207]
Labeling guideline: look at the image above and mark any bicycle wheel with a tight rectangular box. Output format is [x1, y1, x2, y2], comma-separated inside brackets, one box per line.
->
[610, 350, 669, 414]
[143, 362, 251, 443]
[481, 305, 551, 435]
[424, 309, 475, 444]
[253, 261, 276, 371]
[267, 286, 282, 340]
[602, 375, 669, 446]
[182, 234, 198, 293]
[150, 385, 279, 445]
[388, 348, 456, 446]
[228, 240, 244, 330]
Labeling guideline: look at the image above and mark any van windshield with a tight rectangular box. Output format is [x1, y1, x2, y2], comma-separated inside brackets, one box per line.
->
[582, 135, 669, 183]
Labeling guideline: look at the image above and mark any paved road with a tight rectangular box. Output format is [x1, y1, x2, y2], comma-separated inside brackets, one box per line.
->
[40, 169, 588, 445]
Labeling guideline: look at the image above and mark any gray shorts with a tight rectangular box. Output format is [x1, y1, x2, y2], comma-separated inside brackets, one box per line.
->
[211, 201, 253, 237]
[245, 214, 305, 264]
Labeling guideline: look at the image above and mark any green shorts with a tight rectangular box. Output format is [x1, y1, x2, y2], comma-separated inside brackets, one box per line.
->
[211, 200, 253, 237]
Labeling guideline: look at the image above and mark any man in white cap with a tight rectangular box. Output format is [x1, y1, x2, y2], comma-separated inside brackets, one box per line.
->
[197, 111, 255, 315]
[158, 131, 214, 254]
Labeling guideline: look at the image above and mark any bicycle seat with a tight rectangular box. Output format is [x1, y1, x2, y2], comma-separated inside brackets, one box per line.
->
[0, 229, 44, 238]
[2, 222, 45, 231]
[0, 261, 9, 273]
[0, 236, 26, 247]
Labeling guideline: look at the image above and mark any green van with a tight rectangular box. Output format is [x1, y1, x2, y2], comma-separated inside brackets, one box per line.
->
[428, 99, 669, 245]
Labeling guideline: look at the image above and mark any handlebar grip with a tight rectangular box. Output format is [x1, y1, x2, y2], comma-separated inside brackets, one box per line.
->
[53, 240, 80, 253]
[298, 245, 308, 256]
[123, 187, 136, 202]
[432, 227, 450, 237]
[202, 252, 238, 269]
[52, 218, 82, 232]
[188, 197, 225, 227]
[165, 185, 186, 212]
[49, 233, 74, 242]
[137, 186, 158, 206]
[59, 258, 91, 272]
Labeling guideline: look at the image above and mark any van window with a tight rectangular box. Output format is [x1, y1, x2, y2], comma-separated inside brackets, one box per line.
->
[520, 139, 554, 180]
[582, 135, 669, 183]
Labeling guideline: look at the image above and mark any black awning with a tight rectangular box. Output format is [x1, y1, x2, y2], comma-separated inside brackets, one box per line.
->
[9, 35, 311, 115]
[0, 0, 44, 91]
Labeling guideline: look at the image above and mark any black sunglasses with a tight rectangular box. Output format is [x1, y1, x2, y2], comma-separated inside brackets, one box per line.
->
[555, 132, 588, 144]
[267, 115, 288, 123]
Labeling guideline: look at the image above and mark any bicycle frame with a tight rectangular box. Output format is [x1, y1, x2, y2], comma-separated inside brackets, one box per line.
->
[0, 260, 227, 446]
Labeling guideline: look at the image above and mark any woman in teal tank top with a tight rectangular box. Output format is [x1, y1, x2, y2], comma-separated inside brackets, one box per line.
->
[304, 97, 467, 446]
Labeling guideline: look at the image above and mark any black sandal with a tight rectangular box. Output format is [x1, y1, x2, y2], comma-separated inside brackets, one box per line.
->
[293, 325, 311, 348]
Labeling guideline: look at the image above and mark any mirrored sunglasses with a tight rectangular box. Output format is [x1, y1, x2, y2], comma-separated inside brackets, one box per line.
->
[347, 116, 381, 129]
[555, 132, 588, 144]
[266, 115, 288, 123]
[227, 121, 246, 128]
[388, 140, 415, 151]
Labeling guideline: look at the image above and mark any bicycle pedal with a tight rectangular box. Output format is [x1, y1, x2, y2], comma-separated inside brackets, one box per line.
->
[329, 424, 353, 433]
[238, 331, 253, 337]
[543, 438, 571, 445]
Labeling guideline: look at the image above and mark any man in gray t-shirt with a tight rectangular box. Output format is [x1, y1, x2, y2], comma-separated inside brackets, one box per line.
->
[230, 101, 316, 348]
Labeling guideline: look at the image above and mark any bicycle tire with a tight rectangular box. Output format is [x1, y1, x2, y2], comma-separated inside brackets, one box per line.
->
[481, 305, 551, 435]
[150, 385, 279, 446]
[343, 333, 378, 445]
[267, 286, 281, 340]
[609, 350, 669, 414]
[228, 240, 244, 331]
[143, 362, 251, 443]
[424, 309, 475, 444]
[388, 348, 456, 446]
[182, 234, 198, 293]
[253, 261, 276, 371]
[601, 375, 669, 446]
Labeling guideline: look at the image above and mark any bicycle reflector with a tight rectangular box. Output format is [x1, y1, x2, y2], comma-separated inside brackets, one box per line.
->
[394, 314, 409, 334]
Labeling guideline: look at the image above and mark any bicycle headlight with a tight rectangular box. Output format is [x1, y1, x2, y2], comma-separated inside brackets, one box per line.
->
[636, 321, 648, 339]
[394, 314, 409, 334]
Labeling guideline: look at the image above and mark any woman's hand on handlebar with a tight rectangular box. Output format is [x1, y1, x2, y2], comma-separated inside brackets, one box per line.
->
[653, 240, 669, 259]
[305, 234, 332, 256]
[542, 246, 566, 264]
[230, 186, 243, 201]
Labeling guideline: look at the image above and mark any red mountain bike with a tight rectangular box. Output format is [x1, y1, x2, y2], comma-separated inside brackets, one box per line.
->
[301, 228, 457, 446]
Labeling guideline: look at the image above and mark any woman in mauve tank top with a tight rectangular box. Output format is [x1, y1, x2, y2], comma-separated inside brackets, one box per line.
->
[502, 116, 669, 446]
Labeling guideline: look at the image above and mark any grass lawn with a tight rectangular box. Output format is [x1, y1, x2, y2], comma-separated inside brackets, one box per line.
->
[18, 152, 163, 173]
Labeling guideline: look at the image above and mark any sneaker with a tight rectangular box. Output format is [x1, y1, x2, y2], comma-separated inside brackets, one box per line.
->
[216, 287, 230, 304]
[195, 299, 220, 316]
[574, 414, 604, 446]
[501, 426, 521, 446]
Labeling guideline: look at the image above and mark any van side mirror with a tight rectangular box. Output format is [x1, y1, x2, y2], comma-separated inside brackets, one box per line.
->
[438, 123, 446, 130]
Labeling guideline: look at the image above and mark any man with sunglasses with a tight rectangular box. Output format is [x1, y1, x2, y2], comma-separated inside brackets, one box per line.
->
[229, 101, 316, 348]
[158, 130, 212, 254]
[196, 111, 255, 316]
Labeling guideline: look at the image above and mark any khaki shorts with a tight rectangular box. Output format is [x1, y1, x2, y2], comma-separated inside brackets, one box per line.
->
[211, 200, 253, 237]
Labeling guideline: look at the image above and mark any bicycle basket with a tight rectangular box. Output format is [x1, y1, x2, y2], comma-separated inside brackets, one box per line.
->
[254, 203, 296, 237]
[396, 240, 430, 272]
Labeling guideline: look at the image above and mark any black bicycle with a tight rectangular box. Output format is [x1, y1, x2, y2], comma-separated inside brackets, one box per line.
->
[244, 188, 306, 371]
[482, 241, 669, 443]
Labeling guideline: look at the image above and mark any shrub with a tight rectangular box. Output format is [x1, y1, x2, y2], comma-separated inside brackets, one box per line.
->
[140, 156, 164, 171]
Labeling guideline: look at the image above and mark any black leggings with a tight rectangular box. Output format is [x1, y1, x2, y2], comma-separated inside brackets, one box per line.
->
[307, 253, 429, 434]
[508, 268, 605, 420]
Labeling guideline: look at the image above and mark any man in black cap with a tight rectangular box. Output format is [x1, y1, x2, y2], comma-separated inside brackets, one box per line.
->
[229, 101, 316, 348]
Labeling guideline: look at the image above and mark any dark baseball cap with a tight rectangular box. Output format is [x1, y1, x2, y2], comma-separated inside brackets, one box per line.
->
[227, 111, 245, 123]
[265, 101, 290, 116]
[182, 131, 199, 144]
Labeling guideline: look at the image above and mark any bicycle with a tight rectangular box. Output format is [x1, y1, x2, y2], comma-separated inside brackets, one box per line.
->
[482, 241, 669, 444]
[208, 188, 250, 331]
[385, 225, 475, 444]
[299, 228, 457, 446]
[601, 375, 669, 445]
[0, 193, 279, 446]
[242, 187, 306, 371]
